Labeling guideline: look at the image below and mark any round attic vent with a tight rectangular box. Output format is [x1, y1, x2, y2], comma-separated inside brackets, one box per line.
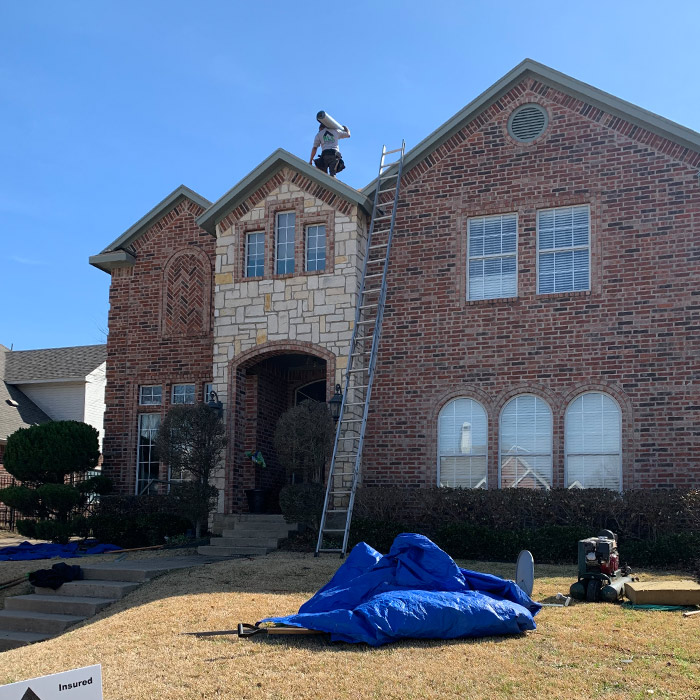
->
[507, 104, 548, 142]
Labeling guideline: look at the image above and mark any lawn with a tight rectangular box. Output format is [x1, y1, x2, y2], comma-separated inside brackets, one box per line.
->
[0, 550, 698, 699]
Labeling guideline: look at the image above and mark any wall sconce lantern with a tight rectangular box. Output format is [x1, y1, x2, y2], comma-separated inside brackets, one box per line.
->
[328, 384, 343, 422]
[206, 390, 224, 419]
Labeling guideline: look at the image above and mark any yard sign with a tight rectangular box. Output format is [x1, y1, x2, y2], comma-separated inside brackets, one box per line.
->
[0, 665, 102, 700]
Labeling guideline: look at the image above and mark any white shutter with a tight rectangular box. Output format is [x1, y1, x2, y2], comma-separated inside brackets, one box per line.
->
[438, 399, 487, 488]
[500, 395, 552, 489]
[565, 393, 621, 490]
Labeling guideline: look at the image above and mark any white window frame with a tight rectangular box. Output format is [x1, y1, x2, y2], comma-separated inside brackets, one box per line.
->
[204, 383, 213, 403]
[437, 398, 488, 489]
[136, 413, 160, 494]
[537, 204, 591, 295]
[172, 384, 196, 404]
[245, 231, 265, 278]
[305, 224, 326, 272]
[564, 392, 622, 491]
[466, 213, 518, 301]
[138, 385, 162, 406]
[498, 395, 553, 490]
[275, 212, 295, 275]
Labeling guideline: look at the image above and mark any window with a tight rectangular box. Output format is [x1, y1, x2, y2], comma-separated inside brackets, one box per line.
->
[306, 224, 326, 272]
[467, 214, 517, 300]
[139, 385, 162, 405]
[204, 383, 213, 403]
[538, 205, 590, 294]
[276, 212, 295, 274]
[437, 398, 488, 488]
[245, 231, 265, 277]
[136, 413, 160, 494]
[500, 395, 552, 489]
[172, 384, 195, 404]
[565, 393, 622, 490]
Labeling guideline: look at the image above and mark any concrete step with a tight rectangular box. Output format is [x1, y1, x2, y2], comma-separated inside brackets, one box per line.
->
[197, 545, 270, 557]
[80, 566, 156, 583]
[33, 579, 140, 599]
[0, 609, 85, 635]
[221, 524, 296, 537]
[216, 535, 285, 547]
[0, 630, 51, 652]
[5, 594, 116, 617]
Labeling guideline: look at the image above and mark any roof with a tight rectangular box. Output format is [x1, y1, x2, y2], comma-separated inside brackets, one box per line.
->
[196, 149, 373, 235]
[3, 344, 106, 384]
[0, 349, 51, 442]
[362, 58, 700, 197]
[90, 185, 212, 273]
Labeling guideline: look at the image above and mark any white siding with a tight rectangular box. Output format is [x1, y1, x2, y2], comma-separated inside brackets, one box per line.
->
[17, 382, 85, 423]
[84, 362, 106, 448]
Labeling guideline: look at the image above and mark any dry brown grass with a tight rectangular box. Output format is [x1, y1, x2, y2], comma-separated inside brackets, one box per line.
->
[0, 552, 698, 699]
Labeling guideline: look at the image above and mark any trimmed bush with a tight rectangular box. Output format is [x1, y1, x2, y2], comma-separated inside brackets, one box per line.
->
[279, 483, 324, 532]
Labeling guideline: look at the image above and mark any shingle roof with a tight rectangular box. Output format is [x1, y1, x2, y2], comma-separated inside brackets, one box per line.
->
[0, 349, 51, 441]
[3, 344, 106, 384]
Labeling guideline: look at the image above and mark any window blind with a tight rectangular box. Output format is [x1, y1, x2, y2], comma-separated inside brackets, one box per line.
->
[468, 214, 517, 300]
[438, 398, 488, 488]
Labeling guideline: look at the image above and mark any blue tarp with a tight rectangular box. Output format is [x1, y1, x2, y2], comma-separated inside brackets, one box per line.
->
[261, 533, 541, 646]
[0, 541, 121, 561]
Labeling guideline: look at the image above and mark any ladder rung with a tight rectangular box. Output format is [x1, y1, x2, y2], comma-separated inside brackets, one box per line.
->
[322, 528, 346, 533]
[341, 418, 363, 423]
[360, 302, 379, 308]
[348, 368, 369, 373]
[364, 273, 382, 279]
[377, 188, 396, 195]
[326, 510, 349, 514]
[373, 215, 392, 221]
[357, 319, 376, 325]
[383, 147, 403, 155]
[370, 242, 389, 249]
[380, 160, 400, 168]
[343, 401, 366, 406]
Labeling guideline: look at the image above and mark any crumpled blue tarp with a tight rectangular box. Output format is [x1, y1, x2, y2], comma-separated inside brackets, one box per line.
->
[261, 533, 541, 646]
[0, 541, 121, 561]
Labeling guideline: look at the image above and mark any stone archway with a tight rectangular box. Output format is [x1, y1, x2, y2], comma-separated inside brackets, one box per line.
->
[224, 341, 336, 513]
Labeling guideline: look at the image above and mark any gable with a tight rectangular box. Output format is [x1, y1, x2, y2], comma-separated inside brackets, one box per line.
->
[363, 59, 700, 196]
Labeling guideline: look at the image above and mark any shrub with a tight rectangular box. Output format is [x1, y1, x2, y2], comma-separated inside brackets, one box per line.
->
[274, 401, 335, 483]
[90, 494, 192, 549]
[279, 483, 324, 532]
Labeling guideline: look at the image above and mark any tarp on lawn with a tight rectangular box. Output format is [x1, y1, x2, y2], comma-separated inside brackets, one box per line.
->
[0, 541, 121, 561]
[261, 533, 541, 646]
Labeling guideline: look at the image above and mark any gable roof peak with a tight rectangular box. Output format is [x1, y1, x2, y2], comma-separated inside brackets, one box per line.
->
[196, 149, 372, 235]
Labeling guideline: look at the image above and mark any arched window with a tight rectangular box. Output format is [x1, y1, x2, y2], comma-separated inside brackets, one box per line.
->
[565, 393, 622, 490]
[500, 395, 552, 489]
[437, 398, 487, 488]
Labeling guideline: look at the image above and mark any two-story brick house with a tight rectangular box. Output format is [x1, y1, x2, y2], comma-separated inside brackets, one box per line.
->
[90, 60, 700, 514]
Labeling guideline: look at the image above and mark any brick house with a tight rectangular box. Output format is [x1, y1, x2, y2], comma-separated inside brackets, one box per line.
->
[90, 60, 700, 515]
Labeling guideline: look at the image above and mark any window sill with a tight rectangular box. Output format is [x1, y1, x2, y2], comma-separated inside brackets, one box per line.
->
[536, 290, 591, 300]
[465, 296, 519, 307]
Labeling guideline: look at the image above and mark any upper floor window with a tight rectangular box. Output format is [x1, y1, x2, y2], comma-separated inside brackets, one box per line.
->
[172, 384, 195, 404]
[245, 232, 265, 277]
[139, 385, 162, 406]
[538, 205, 590, 294]
[565, 392, 621, 490]
[437, 398, 488, 488]
[306, 224, 326, 272]
[500, 395, 552, 489]
[276, 212, 296, 274]
[467, 213, 517, 300]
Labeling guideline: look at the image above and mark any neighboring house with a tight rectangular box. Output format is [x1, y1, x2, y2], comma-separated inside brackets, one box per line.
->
[0, 344, 107, 473]
[90, 59, 700, 515]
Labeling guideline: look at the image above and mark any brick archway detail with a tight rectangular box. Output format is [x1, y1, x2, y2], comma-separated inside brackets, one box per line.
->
[224, 340, 337, 513]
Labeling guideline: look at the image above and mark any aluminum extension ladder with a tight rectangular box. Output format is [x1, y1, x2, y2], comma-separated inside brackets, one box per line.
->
[316, 141, 406, 556]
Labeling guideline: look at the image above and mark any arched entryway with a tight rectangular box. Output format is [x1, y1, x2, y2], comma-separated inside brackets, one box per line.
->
[225, 341, 336, 513]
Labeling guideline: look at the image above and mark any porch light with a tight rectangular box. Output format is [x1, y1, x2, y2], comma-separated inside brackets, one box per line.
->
[328, 384, 343, 422]
[206, 390, 224, 418]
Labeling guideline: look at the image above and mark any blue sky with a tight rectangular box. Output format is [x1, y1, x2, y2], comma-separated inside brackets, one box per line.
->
[2, 1, 699, 350]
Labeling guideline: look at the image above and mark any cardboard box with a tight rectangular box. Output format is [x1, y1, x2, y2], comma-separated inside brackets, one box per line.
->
[624, 580, 700, 606]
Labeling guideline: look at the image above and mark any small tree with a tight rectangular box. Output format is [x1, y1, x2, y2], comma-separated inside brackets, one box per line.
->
[156, 404, 226, 537]
[273, 400, 335, 484]
[0, 421, 109, 543]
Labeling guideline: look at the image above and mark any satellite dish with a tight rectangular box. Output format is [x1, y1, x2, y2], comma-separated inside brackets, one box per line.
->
[515, 550, 534, 597]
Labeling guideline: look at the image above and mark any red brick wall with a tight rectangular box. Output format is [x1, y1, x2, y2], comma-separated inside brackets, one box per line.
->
[364, 77, 700, 490]
[101, 198, 215, 494]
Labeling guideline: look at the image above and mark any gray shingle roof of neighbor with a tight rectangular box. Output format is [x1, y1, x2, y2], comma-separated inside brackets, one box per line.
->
[362, 58, 700, 197]
[0, 348, 51, 442]
[89, 185, 212, 273]
[196, 149, 373, 235]
[3, 344, 106, 384]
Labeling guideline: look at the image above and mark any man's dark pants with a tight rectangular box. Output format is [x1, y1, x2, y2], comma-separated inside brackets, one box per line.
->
[314, 149, 341, 177]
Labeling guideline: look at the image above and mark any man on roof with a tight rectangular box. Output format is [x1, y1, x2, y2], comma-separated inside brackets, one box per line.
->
[309, 121, 351, 178]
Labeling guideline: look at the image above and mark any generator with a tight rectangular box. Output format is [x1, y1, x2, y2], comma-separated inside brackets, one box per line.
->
[569, 530, 634, 602]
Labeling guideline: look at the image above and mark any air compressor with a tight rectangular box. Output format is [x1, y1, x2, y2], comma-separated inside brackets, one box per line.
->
[569, 530, 634, 602]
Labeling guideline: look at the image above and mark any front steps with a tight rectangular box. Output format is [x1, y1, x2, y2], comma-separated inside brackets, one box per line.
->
[0, 556, 212, 652]
[199, 514, 299, 557]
